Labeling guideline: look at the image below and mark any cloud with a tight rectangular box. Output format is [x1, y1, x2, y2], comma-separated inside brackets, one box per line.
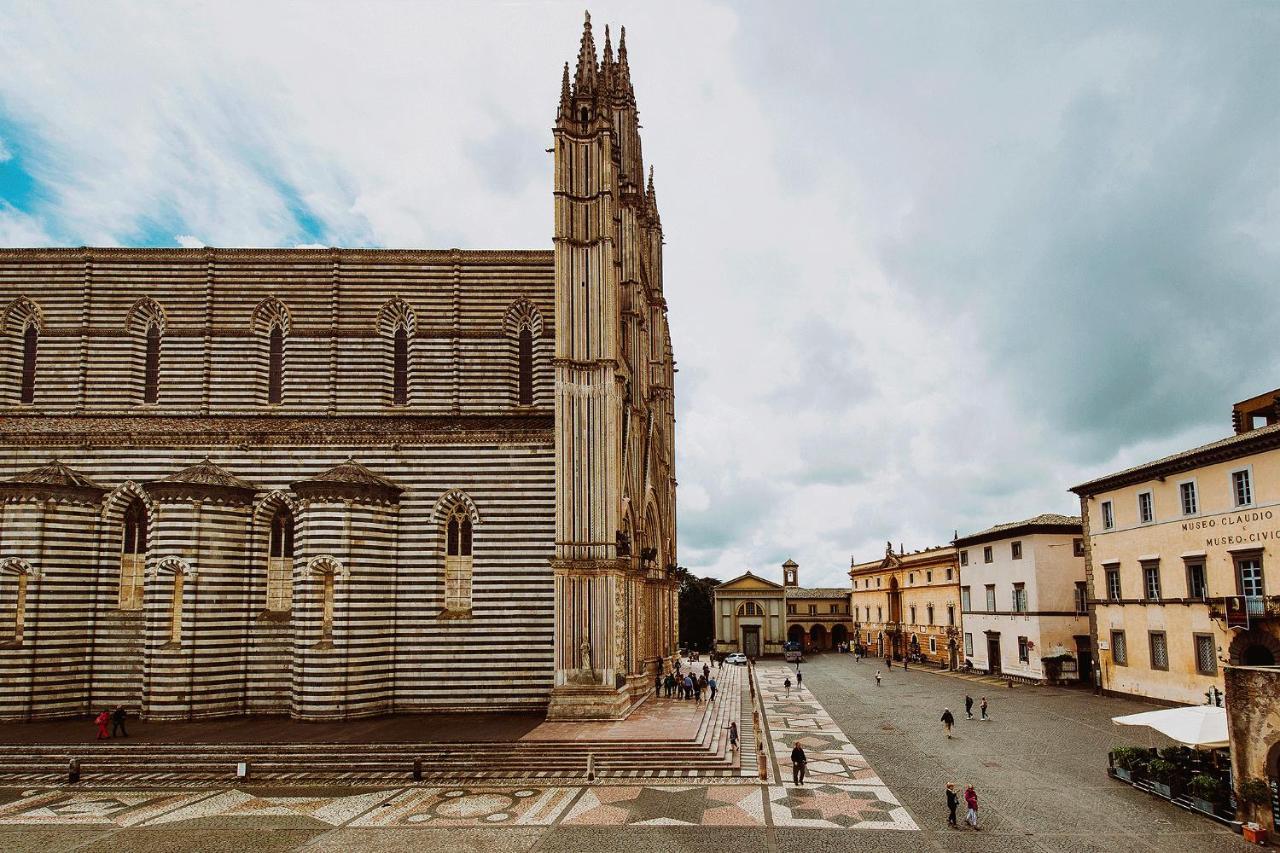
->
[0, 1, 1274, 588]
[174, 234, 203, 248]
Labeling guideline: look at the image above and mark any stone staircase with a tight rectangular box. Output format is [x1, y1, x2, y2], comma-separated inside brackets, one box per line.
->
[0, 664, 753, 785]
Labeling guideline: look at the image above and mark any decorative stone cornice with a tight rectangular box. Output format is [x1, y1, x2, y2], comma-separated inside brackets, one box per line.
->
[0, 247, 554, 265]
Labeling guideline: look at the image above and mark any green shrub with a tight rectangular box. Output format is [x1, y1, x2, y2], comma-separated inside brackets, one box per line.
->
[1239, 779, 1271, 805]
[1188, 774, 1223, 802]
[1147, 758, 1179, 784]
[1112, 746, 1150, 771]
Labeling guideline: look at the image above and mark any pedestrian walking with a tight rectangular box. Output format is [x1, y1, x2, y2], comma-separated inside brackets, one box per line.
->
[875, 670, 882, 686]
[655, 672, 663, 696]
[941, 708, 955, 738]
[885, 656, 892, 670]
[784, 676, 791, 693]
[964, 695, 974, 720]
[709, 676, 718, 701]
[703, 663, 710, 679]
[795, 670, 802, 688]
[964, 784, 979, 829]
[684, 674, 694, 700]
[94, 709, 110, 740]
[111, 705, 129, 738]
[728, 721, 739, 752]
[946, 783, 959, 828]
[790, 744, 807, 785]
[980, 697, 989, 721]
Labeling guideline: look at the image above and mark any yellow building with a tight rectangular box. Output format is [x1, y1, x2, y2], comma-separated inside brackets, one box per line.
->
[849, 543, 961, 667]
[1071, 389, 1280, 704]
[713, 560, 852, 657]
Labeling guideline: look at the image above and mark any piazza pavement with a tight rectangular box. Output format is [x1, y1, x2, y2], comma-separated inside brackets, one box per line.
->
[0, 654, 1252, 852]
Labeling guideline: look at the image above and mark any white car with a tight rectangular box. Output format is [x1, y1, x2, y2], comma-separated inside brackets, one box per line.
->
[725, 653, 748, 666]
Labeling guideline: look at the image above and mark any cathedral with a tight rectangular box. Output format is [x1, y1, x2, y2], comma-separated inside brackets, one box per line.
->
[0, 14, 678, 722]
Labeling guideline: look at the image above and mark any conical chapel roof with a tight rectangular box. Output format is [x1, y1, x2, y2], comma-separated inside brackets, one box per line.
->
[0, 459, 107, 503]
[292, 458, 402, 504]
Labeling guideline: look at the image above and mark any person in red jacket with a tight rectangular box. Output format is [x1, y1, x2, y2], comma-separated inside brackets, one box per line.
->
[94, 709, 110, 740]
[964, 784, 979, 830]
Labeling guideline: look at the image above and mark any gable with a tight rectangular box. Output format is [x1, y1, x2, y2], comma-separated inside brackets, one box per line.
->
[717, 573, 783, 592]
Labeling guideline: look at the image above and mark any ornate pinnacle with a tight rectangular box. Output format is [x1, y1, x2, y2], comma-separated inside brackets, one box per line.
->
[573, 10, 598, 96]
[617, 25, 635, 101]
[559, 61, 572, 119]
[600, 24, 614, 96]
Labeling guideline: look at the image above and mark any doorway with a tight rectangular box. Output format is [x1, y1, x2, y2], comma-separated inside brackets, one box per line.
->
[743, 626, 761, 659]
[1075, 635, 1094, 686]
[986, 634, 1002, 674]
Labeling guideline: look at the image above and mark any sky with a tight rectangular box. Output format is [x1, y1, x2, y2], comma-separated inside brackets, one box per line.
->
[1, 1, 1277, 587]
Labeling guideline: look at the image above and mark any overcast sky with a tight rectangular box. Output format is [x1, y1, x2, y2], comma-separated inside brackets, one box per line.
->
[1, 1, 1277, 587]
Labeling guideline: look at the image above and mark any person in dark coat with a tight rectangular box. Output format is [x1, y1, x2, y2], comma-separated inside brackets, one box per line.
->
[965, 695, 974, 719]
[795, 670, 803, 688]
[946, 782, 959, 827]
[790, 743, 807, 785]
[708, 676, 718, 701]
[941, 708, 955, 738]
[111, 706, 129, 738]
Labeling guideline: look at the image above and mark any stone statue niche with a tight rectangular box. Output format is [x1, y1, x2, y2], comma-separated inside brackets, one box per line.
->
[568, 640, 601, 685]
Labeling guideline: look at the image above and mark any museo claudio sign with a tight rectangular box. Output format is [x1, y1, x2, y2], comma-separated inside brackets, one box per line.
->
[1181, 507, 1280, 549]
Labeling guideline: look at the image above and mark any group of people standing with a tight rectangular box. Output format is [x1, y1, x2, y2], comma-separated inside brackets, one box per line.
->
[656, 660, 718, 704]
[93, 706, 128, 740]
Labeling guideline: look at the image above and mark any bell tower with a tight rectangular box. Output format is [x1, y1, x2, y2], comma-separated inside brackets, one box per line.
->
[547, 13, 678, 720]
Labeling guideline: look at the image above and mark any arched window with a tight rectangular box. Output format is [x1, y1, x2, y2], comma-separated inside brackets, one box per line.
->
[737, 601, 764, 617]
[169, 571, 184, 643]
[517, 326, 533, 406]
[321, 569, 335, 637]
[19, 323, 36, 404]
[267, 324, 284, 404]
[444, 506, 473, 613]
[119, 499, 147, 610]
[266, 507, 294, 612]
[393, 326, 408, 405]
[143, 323, 161, 404]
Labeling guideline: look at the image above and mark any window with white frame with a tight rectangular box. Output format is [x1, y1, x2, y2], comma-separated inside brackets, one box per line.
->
[1137, 491, 1154, 524]
[1105, 566, 1121, 600]
[1143, 563, 1161, 601]
[960, 550, 969, 567]
[1074, 581, 1088, 614]
[964, 632, 973, 656]
[1011, 541, 1023, 560]
[983, 546, 993, 564]
[1185, 562, 1207, 599]
[1232, 468, 1254, 508]
[1073, 538, 1085, 557]
[929, 636, 937, 653]
[1179, 481, 1198, 516]
[1101, 500, 1114, 530]
[1012, 583, 1027, 612]
[1017, 636, 1029, 663]
[984, 584, 996, 612]
[960, 586, 971, 612]
[927, 604, 935, 625]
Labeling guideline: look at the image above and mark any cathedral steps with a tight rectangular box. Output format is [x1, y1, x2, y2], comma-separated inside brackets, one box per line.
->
[0, 667, 749, 783]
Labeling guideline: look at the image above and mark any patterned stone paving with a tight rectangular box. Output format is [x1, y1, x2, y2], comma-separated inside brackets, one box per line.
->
[0, 662, 917, 833]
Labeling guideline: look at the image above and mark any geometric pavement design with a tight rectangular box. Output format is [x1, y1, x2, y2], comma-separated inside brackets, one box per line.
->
[0, 663, 917, 830]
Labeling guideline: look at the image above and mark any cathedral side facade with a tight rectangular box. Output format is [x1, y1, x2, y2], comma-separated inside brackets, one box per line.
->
[0, 15, 677, 722]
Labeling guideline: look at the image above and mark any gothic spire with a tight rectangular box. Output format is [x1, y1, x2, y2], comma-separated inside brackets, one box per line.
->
[616, 25, 635, 102]
[558, 61, 572, 119]
[600, 24, 615, 98]
[573, 10, 598, 96]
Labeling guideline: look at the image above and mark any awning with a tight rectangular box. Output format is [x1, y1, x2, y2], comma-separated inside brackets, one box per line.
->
[1112, 706, 1229, 749]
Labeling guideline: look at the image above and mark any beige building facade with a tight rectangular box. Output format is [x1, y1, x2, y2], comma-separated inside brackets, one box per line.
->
[1071, 390, 1280, 705]
[954, 515, 1090, 682]
[849, 544, 961, 667]
[712, 561, 852, 657]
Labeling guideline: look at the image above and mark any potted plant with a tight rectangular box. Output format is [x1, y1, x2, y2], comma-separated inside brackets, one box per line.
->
[1111, 747, 1149, 783]
[1239, 780, 1271, 843]
[1187, 774, 1224, 815]
[1147, 758, 1180, 799]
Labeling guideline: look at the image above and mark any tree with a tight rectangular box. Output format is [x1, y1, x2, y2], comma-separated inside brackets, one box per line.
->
[676, 567, 721, 652]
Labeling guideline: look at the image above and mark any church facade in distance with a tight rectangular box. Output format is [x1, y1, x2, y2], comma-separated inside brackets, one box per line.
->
[0, 14, 678, 722]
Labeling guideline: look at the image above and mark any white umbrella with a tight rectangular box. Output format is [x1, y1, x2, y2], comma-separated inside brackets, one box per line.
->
[1112, 705, 1229, 749]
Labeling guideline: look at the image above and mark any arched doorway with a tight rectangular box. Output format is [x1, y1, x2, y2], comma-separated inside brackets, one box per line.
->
[832, 624, 848, 650]
[788, 624, 806, 647]
[810, 624, 828, 650]
[1230, 631, 1280, 666]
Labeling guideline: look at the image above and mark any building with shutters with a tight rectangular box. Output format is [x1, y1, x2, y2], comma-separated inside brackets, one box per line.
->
[953, 514, 1089, 683]
[1070, 388, 1280, 705]
[0, 14, 679, 722]
[849, 543, 961, 667]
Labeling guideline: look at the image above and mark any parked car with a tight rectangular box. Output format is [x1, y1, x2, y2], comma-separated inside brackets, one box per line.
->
[725, 652, 748, 665]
